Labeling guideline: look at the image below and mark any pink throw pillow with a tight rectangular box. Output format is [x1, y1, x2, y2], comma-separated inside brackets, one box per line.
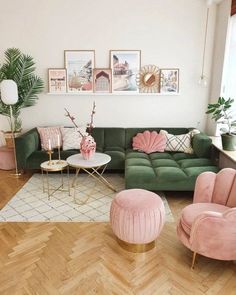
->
[132, 130, 167, 154]
[37, 126, 62, 150]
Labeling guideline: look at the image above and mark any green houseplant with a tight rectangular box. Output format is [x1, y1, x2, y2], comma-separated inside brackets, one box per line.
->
[206, 97, 236, 151]
[0, 48, 44, 133]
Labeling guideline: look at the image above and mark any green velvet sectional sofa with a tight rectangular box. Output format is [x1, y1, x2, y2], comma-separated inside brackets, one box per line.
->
[15, 127, 218, 191]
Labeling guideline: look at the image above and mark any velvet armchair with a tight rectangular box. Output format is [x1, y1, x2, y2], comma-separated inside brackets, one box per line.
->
[177, 168, 236, 268]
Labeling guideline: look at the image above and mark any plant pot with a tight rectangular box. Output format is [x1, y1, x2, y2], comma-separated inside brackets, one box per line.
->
[4, 131, 21, 148]
[221, 133, 236, 151]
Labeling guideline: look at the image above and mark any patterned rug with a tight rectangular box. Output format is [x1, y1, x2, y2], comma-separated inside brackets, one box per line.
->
[0, 174, 174, 222]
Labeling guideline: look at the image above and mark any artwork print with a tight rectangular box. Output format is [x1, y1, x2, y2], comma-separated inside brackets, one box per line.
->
[48, 69, 67, 93]
[65, 50, 95, 92]
[160, 69, 179, 93]
[110, 50, 141, 93]
[93, 68, 112, 93]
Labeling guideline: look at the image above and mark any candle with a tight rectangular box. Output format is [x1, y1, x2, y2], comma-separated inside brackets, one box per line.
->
[57, 134, 60, 147]
[48, 139, 51, 151]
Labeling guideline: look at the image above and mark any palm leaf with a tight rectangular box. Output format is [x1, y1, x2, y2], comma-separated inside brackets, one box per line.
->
[0, 47, 44, 131]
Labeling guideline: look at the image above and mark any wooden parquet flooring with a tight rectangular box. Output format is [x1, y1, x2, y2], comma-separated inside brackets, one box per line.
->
[0, 170, 236, 294]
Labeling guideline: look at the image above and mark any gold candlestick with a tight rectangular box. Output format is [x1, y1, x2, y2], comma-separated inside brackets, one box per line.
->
[47, 150, 54, 166]
[57, 146, 63, 164]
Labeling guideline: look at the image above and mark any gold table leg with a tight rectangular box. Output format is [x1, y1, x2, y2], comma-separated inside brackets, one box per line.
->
[71, 164, 116, 205]
[41, 167, 70, 200]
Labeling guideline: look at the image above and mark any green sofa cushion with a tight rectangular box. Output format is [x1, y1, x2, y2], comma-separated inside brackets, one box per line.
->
[184, 166, 219, 177]
[192, 133, 212, 158]
[91, 128, 104, 150]
[126, 158, 152, 167]
[172, 153, 196, 161]
[103, 150, 125, 170]
[152, 159, 179, 168]
[126, 151, 149, 159]
[149, 153, 173, 160]
[104, 128, 125, 148]
[125, 166, 156, 187]
[178, 158, 213, 168]
[154, 167, 188, 182]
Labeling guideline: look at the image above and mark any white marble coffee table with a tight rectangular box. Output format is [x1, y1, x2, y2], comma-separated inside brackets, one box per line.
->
[67, 153, 116, 204]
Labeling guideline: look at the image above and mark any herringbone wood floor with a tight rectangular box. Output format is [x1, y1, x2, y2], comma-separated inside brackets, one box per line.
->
[0, 170, 236, 295]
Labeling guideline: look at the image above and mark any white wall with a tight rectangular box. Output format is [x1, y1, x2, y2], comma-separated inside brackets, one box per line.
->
[206, 0, 231, 135]
[0, 0, 218, 132]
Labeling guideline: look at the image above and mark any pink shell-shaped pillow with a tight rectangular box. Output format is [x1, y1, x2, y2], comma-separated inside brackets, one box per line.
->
[132, 130, 167, 154]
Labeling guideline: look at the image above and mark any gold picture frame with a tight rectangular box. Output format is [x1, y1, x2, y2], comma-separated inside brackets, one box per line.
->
[64, 50, 95, 93]
[110, 50, 141, 93]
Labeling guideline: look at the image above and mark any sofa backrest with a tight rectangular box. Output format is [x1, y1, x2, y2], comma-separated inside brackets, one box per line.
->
[20, 127, 212, 158]
[91, 128, 126, 150]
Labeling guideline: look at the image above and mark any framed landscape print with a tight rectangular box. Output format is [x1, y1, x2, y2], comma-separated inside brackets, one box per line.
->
[160, 69, 179, 94]
[64, 50, 95, 92]
[93, 68, 112, 93]
[110, 50, 141, 93]
[48, 68, 67, 93]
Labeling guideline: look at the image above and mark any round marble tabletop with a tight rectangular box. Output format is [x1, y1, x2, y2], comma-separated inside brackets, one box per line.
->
[67, 153, 111, 169]
[40, 160, 68, 172]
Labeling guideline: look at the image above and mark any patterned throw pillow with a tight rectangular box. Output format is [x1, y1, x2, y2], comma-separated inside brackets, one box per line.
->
[37, 126, 62, 150]
[60, 127, 86, 150]
[159, 130, 194, 153]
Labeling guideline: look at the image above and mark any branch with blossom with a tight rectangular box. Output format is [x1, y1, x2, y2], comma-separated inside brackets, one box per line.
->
[64, 101, 96, 136]
[87, 101, 96, 135]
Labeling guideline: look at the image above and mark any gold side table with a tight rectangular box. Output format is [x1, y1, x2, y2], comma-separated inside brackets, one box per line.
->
[40, 160, 70, 200]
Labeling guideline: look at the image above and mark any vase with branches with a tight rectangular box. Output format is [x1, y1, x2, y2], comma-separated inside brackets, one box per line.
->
[65, 102, 97, 159]
[0, 48, 44, 132]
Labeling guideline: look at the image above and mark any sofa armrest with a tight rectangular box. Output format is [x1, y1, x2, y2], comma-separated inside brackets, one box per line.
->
[189, 210, 236, 259]
[15, 128, 40, 169]
[192, 133, 212, 158]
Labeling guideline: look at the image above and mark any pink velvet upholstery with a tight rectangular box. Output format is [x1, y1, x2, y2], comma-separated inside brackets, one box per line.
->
[0, 146, 15, 170]
[132, 130, 167, 154]
[110, 189, 165, 244]
[177, 168, 236, 261]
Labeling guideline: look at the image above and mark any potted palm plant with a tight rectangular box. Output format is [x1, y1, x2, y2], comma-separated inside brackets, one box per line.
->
[0, 48, 44, 146]
[206, 97, 236, 151]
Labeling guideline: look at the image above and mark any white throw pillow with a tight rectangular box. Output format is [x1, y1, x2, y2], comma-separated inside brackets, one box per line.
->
[60, 127, 87, 150]
[159, 130, 194, 154]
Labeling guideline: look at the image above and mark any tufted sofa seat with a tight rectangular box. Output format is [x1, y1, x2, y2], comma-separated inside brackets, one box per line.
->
[16, 127, 218, 191]
[125, 150, 218, 191]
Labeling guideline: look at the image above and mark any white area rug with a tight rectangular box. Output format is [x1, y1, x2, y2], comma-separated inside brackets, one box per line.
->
[0, 174, 174, 222]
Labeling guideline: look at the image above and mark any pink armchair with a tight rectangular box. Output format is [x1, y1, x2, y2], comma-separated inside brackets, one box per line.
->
[177, 168, 236, 268]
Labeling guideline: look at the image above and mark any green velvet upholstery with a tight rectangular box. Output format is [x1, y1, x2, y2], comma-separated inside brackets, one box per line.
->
[15, 127, 218, 191]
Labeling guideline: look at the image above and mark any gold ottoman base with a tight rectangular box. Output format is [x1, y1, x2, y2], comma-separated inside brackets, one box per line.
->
[117, 238, 156, 253]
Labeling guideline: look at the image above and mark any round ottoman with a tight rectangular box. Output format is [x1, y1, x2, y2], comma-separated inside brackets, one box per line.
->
[110, 189, 165, 253]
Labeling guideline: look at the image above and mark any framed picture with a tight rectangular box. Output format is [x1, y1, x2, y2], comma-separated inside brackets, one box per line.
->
[160, 69, 179, 94]
[48, 68, 67, 93]
[110, 50, 141, 93]
[64, 50, 95, 92]
[93, 68, 112, 93]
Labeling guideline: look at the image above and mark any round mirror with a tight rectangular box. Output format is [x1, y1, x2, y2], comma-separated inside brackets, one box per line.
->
[136, 65, 160, 93]
[143, 73, 156, 86]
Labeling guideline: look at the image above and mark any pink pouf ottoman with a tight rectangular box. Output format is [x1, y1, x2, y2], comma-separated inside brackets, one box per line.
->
[110, 189, 165, 252]
[0, 146, 15, 170]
